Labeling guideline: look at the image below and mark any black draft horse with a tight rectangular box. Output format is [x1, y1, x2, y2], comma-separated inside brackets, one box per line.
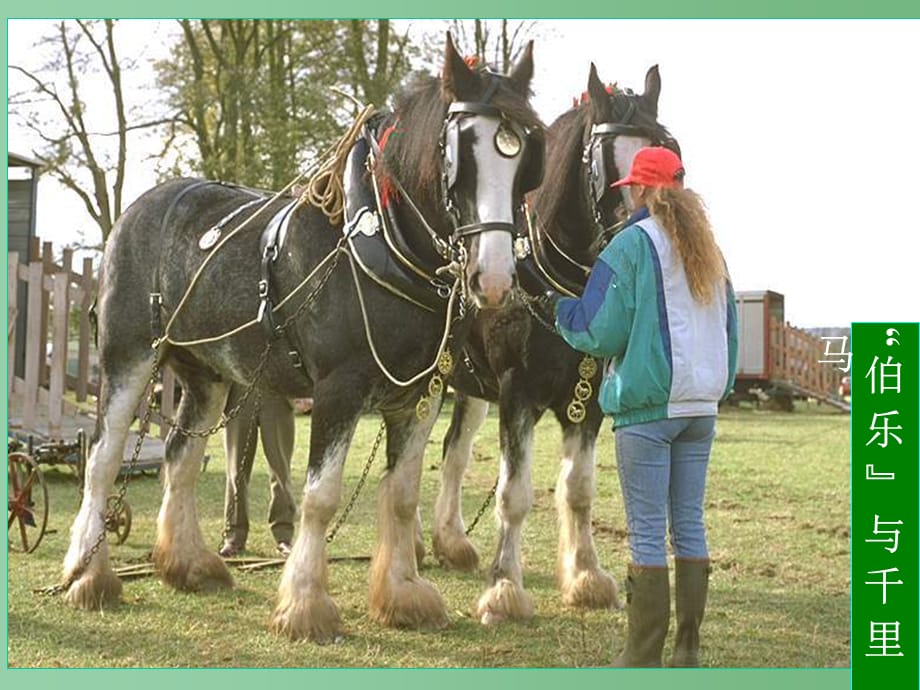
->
[432, 65, 679, 624]
[63, 35, 543, 643]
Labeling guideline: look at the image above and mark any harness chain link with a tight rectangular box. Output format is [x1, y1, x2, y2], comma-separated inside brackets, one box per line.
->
[40, 363, 161, 596]
[219, 390, 262, 550]
[44, 238, 343, 595]
[325, 420, 386, 544]
[465, 476, 499, 537]
[517, 288, 558, 335]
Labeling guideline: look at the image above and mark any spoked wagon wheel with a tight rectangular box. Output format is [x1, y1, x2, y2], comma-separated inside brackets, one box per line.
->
[8, 452, 49, 553]
[105, 495, 132, 544]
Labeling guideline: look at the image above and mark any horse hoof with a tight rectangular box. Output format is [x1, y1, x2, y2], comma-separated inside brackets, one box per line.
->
[562, 568, 620, 610]
[271, 591, 345, 643]
[153, 547, 234, 592]
[476, 578, 534, 625]
[369, 576, 449, 630]
[432, 531, 480, 572]
[63, 568, 123, 610]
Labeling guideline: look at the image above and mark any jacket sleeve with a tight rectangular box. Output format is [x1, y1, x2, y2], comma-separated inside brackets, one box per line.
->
[553, 238, 635, 358]
[723, 277, 739, 399]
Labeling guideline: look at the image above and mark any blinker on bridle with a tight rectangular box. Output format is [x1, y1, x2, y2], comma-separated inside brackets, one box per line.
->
[440, 97, 542, 255]
[583, 97, 680, 233]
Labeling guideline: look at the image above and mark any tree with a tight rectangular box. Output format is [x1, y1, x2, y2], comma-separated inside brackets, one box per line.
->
[9, 20, 168, 246]
[156, 19, 418, 191]
[447, 19, 537, 73]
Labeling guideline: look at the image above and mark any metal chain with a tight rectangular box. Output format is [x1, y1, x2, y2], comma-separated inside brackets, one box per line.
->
[41, 244, 344, 596]
[154, 245, 343, 438]
[326, 419, 386, 544]
[465, 476, 499, 537]
[155, 343, 274, 438]
[40, 361, 162, 596]
[516, 288, 558, 335]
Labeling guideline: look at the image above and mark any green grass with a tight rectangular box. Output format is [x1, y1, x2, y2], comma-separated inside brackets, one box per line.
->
[7, 400, 850, 668]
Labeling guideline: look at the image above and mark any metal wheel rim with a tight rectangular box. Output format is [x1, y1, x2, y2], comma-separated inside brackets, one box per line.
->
[8, 452, 49, 553]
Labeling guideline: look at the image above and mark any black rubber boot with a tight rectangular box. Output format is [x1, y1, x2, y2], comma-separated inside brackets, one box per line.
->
[669, 559, 711, 667]
[612, 564, 670, 668]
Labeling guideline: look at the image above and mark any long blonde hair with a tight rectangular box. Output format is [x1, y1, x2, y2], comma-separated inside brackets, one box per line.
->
[646, 186, 727, 303]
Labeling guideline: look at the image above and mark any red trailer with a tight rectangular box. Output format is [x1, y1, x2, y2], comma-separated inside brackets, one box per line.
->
[732, 290, 849, 412]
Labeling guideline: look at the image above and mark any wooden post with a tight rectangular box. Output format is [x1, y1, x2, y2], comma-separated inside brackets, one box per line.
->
[49, 272, 70, 438]
[8, 252, 19, 395]
[23, 260, 44, 431]
[39, 241, 54, 387]
[77, 256, 94, 402]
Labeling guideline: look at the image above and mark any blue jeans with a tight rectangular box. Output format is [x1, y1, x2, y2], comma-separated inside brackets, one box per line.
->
[615, 416, 716, 566]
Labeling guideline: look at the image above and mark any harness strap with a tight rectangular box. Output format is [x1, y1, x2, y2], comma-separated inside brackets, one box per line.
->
[452, 220, 517, 239]
[151, 180, 217, 342]
[447, 101, 503, 118]
[257, 200, 306, 370]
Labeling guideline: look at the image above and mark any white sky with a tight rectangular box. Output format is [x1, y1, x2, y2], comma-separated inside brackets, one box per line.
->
[8, 19, 920, 328]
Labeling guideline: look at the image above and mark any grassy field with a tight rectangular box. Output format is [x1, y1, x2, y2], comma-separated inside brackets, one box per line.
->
[7, 400, 850, 668]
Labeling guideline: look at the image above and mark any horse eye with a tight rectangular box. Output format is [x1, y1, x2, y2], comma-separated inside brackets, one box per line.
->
[494, 125, 522, 157]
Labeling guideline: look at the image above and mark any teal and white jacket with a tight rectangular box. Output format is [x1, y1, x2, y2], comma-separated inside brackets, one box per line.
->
[554, 207, 738, 428]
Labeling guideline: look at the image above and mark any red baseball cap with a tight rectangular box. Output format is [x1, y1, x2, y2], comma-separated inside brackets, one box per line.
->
[610, 146, 685, 189]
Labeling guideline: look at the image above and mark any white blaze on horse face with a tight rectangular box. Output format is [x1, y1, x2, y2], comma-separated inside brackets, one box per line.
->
[469, 117, 519, 309]
[613, 136, 651, 212]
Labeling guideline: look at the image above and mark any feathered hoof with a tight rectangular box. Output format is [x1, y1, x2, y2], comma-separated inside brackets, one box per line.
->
[63, 567, 123, 610]
[369, 575, 449, 630]
[270, 590, 345, 643]
[562, 568, 621, 610]
[432, 530, 480, 572]
[476, 578, 534, 625]
[153, 546, 234, 592]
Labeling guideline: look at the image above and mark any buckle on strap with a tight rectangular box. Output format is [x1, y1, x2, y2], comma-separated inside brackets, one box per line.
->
[149, 292, 163, 339]
[287, 349, 303, 369]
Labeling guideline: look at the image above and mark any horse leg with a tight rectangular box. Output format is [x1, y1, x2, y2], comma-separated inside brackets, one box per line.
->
[414, 507, 426, 567]
[271, 383, 361, 642]
[369, 401, 449, 630]
[153, 376, 233, 591]
[63, 357, 154, 609]
[556, 420, 620, 609]
[432, 392, 489, 571]
[476, 373, 535, 625]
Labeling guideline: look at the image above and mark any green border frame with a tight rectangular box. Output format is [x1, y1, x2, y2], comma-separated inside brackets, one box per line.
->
[3, 1, 920, 19]
[5, 2, 919, 688]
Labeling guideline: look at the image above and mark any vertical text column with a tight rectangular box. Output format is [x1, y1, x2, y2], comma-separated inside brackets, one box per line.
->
[852, 323, 918, 686]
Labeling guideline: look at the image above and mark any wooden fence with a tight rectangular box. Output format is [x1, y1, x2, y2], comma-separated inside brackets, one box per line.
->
[8, 237, 177, 440]
[768, 316, 847, 400]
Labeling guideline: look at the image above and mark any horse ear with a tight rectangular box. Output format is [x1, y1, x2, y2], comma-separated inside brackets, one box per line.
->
[642, 64, 661, 117]
[442, 32, 477, 101]
[508, 40, 534, 94]
[587, 62, 612, 121]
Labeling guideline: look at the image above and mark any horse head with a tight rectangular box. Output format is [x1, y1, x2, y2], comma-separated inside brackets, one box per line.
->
[534, 64, 679, 268]
[582, 63, 681, 233]
[381, 34, 544, 310]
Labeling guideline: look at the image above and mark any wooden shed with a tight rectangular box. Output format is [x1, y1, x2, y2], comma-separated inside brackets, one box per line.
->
[8, 151, 42, 379]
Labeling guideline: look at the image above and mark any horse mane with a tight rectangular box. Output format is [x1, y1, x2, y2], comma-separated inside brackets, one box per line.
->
[532, 106, 585, 229]
[380, 70, 543, 213]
